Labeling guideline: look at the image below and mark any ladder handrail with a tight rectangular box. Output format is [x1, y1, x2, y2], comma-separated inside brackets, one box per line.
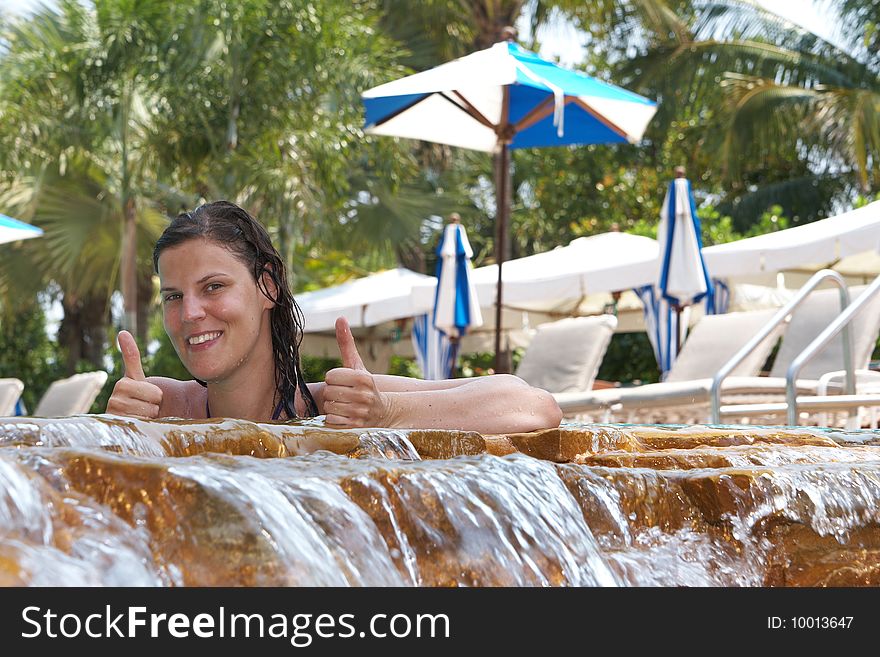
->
[785, 273, 880, 424]
[710, 269, 852, 423]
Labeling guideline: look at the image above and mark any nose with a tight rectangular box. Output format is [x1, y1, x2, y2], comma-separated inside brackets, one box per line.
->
[181, 295, 207, 323]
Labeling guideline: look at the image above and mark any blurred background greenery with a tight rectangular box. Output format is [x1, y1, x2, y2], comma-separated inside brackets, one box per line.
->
[0, 0, 878, 410]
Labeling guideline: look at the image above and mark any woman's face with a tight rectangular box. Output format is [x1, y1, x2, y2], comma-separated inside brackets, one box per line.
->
[157, 238, 275, 383]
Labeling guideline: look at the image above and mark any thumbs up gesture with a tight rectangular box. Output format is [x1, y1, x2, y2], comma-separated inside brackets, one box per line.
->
[322, 317, 391, 428]
[105, 330, 164, 418]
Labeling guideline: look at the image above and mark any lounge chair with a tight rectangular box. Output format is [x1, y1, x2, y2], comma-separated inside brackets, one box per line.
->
[555, 307, 783, 422]
[32, 371, 109, 417]
[514, 315, 617, 394]
[0, 378, 24, 416]
[559, 283, 880, 425]
[722, 277, 880, 427]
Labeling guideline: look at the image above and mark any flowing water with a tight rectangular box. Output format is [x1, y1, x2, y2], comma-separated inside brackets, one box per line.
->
[1, 415, 879, 586]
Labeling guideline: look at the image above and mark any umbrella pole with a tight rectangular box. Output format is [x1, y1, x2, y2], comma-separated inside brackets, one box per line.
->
[448, 336, 461, 378]
[494, 140, 511, 374]
[675, 304, 682, 355]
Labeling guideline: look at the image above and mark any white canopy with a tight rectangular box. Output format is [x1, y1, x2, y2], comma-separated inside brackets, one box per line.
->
[296, 267, 435, 333]
[363, 41, 657, 153]
[296, 201, 880, 371]
[411, 231, 659, 313]
[703, 201, 880, 282]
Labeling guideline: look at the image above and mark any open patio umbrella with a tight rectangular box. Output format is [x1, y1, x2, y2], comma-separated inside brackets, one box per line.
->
[639, 168, 715, 377]
[413, 218, 483, 378]
[363, 36, 657, 371]
[0, 213, 43, 245]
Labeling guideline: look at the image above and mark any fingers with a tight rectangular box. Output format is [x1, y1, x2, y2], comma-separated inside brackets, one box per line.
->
[323, 368, 373, 427]
[323, 398, 367, 428]
[105, 376, 163, 419]
[105, 398, 161, 419]
[324, 414, 356, 428]
[117, 330, 146, 381]
[323, 384, 371, 406]
[334, 317, 367, 371]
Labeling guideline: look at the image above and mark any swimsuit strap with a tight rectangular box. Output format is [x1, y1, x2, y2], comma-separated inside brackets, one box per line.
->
[206, 398, 287, 420]
[271, 399, 285, 421]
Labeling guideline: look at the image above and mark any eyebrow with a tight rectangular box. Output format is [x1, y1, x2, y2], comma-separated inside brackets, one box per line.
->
[160, 272, 229, 292]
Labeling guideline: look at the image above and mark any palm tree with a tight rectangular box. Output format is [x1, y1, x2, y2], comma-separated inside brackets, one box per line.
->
[558, 0, 879, 226]
[0, 2, 175, 371]
[1, 0, 417, 355]
[0, 0, 173, 342]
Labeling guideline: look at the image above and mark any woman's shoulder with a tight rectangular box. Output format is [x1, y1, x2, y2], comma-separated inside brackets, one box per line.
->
[146, 376, 207, 419]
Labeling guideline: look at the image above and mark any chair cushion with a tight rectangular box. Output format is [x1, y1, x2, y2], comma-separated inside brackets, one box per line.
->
[0, 378, 24, 416]
[34, 371, 109, 417]
[769, 285, 880, 379]
[515, 315, 617, 393]
[665, 308, 782, 382]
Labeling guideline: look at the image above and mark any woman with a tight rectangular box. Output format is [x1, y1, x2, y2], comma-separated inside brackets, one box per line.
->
[106, 201, 562, 433]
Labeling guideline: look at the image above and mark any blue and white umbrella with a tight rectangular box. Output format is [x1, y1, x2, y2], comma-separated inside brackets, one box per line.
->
[412, 221, 483, 379]
[364, 38, 657, 370]
[0, 213, 43, 245]
[412, 314, 455, 381]
[639, 174, 716, 377]
[635, 284, 688, 377]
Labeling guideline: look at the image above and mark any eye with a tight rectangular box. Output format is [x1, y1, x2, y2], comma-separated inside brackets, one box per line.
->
[163, 292, 181, 303]
[207, 282, 224, 292]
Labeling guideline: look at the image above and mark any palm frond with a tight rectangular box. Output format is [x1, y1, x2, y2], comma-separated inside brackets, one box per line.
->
[716, 170, 854, 228]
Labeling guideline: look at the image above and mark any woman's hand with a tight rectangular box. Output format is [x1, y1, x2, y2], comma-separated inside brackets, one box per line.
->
[323, 318, 394, 428]
[105, 330, 164, 419]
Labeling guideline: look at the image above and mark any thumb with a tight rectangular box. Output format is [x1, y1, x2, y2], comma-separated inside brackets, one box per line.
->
[117, 330, 146, 381]
[335, 317, 366, 371]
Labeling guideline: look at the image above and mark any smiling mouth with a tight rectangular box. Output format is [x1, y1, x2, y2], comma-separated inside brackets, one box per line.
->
[188, 331, 222, 345]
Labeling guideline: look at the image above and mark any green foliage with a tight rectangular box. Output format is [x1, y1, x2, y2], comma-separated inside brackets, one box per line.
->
[597, 332, 661, 385]
[0, 303, 67, 412]
[386, 355, 422, 378]
[855, 191, 880, 208]
[300, 354, 342, 385]
[301, 354, 434, 384]
[697, 206, 737, 246]
[143, 332, 191, 381]
[459, 348, 523, 378]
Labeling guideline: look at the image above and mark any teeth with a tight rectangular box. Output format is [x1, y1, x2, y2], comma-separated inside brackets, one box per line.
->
[188, 332, 221, 345]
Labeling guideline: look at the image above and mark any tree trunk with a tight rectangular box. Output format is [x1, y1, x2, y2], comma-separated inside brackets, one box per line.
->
[396, 239, 426, 274]
[277, 204, 294, 274]
[122, 195, 138, 335]
[470, 0, 524, 49]
[136, 266, 155, 346]
[58, 293, 110, 374]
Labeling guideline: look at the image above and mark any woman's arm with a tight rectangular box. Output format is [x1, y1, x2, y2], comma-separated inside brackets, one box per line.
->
[315, 319, 562, 433]
[381, 373, 561, 433]
[371, 374, 474, 392]
[322, 370, 561, 433]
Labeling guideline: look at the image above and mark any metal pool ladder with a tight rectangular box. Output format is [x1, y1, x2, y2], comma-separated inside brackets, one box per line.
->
[709, 269, 854, 424]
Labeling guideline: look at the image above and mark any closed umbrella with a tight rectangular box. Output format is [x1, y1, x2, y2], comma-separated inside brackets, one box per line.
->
[363, 34, 657, 371]
[412, 218, 483, 378]
[412, 314, 455, 380]
[0, 213, 43, 245]
[639, 168, 715, 377]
